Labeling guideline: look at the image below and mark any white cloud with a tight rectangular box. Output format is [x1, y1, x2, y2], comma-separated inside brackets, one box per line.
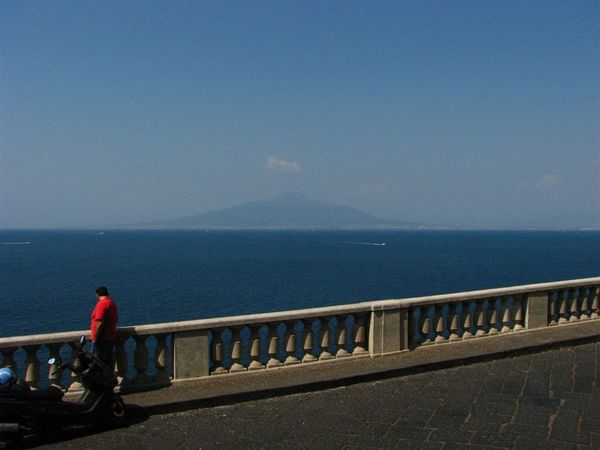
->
[265, 156, 302, 173]
[538, 174, 561, 189]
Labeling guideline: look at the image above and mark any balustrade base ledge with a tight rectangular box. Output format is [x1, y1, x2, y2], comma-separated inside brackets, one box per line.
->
[59, 379, 172, 400]
[369, 349, 410, 357]
[119, 320, 599, 414]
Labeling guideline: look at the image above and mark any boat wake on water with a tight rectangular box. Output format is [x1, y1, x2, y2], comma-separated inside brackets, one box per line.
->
[0, 242, 31, 245]
[318, 240, 387, 247]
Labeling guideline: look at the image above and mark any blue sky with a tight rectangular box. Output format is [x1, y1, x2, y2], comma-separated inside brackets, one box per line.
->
[1, 1, 598, 229]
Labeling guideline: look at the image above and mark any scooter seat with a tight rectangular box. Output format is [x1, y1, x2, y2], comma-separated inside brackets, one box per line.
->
[25, 385, 65, 401]
[2, 385, 65, 402]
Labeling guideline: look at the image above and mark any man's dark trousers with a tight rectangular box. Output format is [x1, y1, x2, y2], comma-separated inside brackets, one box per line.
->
[94, 341, 115, 370]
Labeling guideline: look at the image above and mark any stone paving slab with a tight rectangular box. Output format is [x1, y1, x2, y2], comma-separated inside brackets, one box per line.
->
[25, 338, 600, 450]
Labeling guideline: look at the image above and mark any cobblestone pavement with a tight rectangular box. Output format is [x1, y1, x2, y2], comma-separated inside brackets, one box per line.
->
[30, 340, 600, 449]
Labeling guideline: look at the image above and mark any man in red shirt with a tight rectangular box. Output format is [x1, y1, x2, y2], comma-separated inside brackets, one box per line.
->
[90, 286, 119, 370]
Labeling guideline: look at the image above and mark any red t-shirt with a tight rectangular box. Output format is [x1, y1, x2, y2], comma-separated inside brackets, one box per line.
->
[90, 296, 118, 342]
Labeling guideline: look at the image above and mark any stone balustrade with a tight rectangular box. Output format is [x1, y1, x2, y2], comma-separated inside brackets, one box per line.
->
[1, 277, 598, 392]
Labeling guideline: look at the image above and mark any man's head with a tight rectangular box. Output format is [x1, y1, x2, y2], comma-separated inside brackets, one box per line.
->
[96, 286, 109, 298]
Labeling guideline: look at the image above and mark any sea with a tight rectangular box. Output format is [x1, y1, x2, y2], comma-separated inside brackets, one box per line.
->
[1, 229, 599, 338]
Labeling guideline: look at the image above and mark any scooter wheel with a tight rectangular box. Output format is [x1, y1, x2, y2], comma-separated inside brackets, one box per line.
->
[98, 396, 126, 428]
[0, 433, 22, 450]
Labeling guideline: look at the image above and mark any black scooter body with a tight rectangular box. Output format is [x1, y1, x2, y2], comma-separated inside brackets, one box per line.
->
[0, 337, 125, 448]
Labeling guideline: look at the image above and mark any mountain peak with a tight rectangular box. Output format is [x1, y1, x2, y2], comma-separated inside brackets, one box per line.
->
[270, 192, 324, 206]
[137, 193, 423, 229]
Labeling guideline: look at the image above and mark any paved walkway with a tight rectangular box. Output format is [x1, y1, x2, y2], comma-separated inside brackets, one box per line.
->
[27, 339, 600, 450]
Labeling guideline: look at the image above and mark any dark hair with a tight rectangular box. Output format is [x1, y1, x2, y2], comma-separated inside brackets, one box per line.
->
[96, 286, 109, 296]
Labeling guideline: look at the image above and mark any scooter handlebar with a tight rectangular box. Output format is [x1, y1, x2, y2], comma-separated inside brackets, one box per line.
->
[51, 362, 73, 376]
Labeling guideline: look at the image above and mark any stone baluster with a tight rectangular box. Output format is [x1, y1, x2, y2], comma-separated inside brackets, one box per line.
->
[229, 327, 246, 372]
[302, 320, 317, 363]
[248, 326, 265, 370]
[501, 297, 513, 333]
[284, 322, 300, 365]
[154, 333, 171, 382]
[558, 290, 569, 324]
[0, 347, 17, 371]
[114, 337, 129, 385]
[68, 341, 84, 392]
[475, 300, 489, 337]
[421, 306, 434, 345]
[352, 313, 368, 354]
[579, 288, 591, 320]
[592, 287, 600, 319]
[266, 324, 283, 368]
[513, 295, 525, 330]
[568, 288, 580, 322]
[434, 304, 447, 344]
[210, 329, 228, 374]
[488, 299, 500, 335]
[562, 289, 572, 322]
[319, 317, 334, 360]
[461, 302, 474, 339]
[23, 345, 40, 389]
[335, 316, 350, 357]
[133, 335, 150, 384]
[448, 303, 461, 342]
[47, 343, 63, 388]
[410, 307, 423, 346]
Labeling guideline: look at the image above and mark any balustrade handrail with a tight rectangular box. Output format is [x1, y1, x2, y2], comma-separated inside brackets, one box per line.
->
[0, 330, 87, 348]
[2, 276, 599, 348]
[372, 276, 600, 311]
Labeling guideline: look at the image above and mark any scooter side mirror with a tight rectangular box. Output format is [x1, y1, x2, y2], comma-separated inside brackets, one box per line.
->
[48, 357, 56, 365]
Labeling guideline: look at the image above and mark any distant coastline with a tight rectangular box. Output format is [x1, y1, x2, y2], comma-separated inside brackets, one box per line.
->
[1, 226, 599, 232]
[3, 193, 597, 232]
[84, 192, 597, 232]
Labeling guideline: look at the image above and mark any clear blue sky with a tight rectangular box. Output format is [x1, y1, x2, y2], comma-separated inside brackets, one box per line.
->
[1, 1, 598, 229]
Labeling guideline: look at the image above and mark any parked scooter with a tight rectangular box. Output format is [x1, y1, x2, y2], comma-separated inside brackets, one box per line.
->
[0, 336, 125, 448]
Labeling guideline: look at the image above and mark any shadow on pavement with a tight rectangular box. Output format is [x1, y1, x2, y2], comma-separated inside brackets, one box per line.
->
[19, 404, 148, 449]
[144, 334, 600, 416]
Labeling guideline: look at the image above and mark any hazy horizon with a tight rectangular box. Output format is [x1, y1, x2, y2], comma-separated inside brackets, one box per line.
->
[2, 2, 599, 230]
[1, 190, 598, 231]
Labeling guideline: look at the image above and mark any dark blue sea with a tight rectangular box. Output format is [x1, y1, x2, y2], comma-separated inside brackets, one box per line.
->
[1, 230, 599, 338]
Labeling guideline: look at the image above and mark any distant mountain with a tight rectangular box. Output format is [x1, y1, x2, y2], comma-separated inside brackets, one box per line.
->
[132, 192, 427, 229]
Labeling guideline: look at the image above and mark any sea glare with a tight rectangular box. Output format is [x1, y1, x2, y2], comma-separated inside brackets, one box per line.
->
[1, 230, 599, 338]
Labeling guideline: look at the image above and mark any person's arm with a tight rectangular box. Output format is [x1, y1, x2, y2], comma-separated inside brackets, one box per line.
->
[93, 319, 105, 343]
